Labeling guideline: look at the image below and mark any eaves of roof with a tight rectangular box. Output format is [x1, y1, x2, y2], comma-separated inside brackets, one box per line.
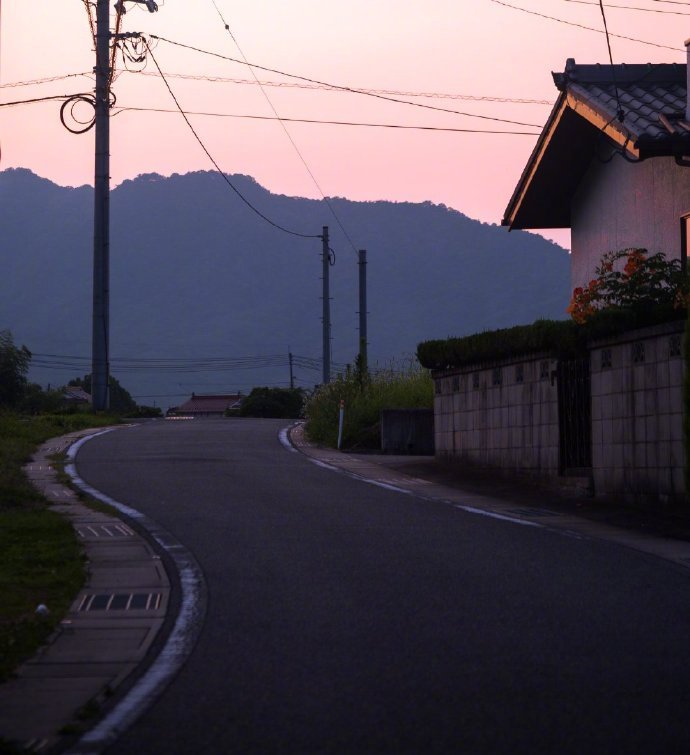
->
[502, 60, 690, 231]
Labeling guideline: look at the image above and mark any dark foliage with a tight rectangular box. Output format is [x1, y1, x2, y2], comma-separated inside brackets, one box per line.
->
[239, 387, 305, 418]
[0, 330, 31, 408]
[69, 374, 137, 414]
[418, 306, 687, 371]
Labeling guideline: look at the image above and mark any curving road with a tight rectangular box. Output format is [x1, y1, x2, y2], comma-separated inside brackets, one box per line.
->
[75, 418, 690, 754]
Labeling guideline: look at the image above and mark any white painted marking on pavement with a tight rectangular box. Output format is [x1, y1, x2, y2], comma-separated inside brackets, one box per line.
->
[64, 428, 206, 755]
[281, 424, 543, 530]
[278, 425, 298, 453]
[453, 504, 542, 528]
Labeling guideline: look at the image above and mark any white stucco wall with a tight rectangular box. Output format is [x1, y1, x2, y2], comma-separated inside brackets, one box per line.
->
[570, 155, 690, 290]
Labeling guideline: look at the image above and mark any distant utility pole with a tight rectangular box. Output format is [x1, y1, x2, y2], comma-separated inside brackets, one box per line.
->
[358, 249, 368, 374]
[91, 0, 111, 411]
[289, 351, 295, 389]
[321, 226, 331, 384]
[92, 0, 158, 411]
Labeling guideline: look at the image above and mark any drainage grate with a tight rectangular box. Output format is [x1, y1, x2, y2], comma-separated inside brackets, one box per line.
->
[75, 523, 134, 538]
[78, 592, 162, 611]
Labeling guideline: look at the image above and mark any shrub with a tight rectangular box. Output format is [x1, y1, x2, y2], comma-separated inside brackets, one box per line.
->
[239, 387, 305, 419]
[566, 249, 688, 324]
[304, 361, 433, 449]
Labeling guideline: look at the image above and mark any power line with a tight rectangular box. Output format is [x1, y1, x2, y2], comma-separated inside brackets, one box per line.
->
[563, 0, 690, 14]
[490, 0, 684, 51]
[111, 104, 542, 135]
[0, 72, 94, 89]
[597, 0, 624, 122]
[150, 34, 544, 129]
[0, 93, 86, 108]
[129, 70, 553, 104]
[142, 37, 321, 240]
[208, 0, 359, 256]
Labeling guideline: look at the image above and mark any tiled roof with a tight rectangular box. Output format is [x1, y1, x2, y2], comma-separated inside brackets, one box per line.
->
[553, 60, 690, 150]
[176, 394, 241, 414]
[64, 386, 92, 403]
[503, 58, 690, 230]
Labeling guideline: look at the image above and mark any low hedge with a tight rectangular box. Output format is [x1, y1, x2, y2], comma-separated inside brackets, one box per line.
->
[417, 307, 685, 371]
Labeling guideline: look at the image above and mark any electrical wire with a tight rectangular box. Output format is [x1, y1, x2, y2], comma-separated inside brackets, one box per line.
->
[110, 104, 542, 135]
[0, 73, 94, 89]
[143, 38, 321, 240]
[150, 35, 544, 129]
[563, 0, 690, 13]
[31, 351, 343, 376]
[209, 0, 358, 256]
[0, 93, 87, 108]
[490, 0, 683, 51]
[597, 0, 624, 122]
[130, 70, 553, 104]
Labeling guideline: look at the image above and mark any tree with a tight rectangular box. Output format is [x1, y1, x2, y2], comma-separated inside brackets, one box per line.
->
[239, 387, 305, 419]
[0, 330, 31, 408]
[69, 374, 137, 414]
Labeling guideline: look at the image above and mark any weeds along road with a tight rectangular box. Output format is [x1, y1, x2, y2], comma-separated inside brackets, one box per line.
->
[75, 418, 690, 754]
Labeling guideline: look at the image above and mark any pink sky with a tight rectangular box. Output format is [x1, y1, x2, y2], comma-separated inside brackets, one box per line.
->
[1, 1, 687, 249]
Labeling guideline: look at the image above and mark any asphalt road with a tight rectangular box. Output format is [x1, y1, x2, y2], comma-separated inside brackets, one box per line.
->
[75, 418, 690, 754]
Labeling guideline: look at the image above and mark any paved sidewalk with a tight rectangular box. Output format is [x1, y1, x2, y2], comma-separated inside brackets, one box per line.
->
[290, 424, 690, 570]
[0, 428, 170, 754]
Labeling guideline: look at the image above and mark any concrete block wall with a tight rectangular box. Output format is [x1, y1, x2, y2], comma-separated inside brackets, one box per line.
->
[433, 356, 560, 476]
[590, 320, 685, 503]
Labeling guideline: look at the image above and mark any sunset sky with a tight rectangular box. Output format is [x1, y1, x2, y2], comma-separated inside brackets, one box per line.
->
[1, 1, 688, 250]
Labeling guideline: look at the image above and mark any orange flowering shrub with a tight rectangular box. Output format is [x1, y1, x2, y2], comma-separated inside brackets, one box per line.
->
[566, 249, 688, 324]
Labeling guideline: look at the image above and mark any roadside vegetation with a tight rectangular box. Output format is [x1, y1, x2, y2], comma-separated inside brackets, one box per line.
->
[0, 330, 133, 681]
[233, 387, 305, 419]
[418, 249, 687, 371]
[305, 359, 433, 449]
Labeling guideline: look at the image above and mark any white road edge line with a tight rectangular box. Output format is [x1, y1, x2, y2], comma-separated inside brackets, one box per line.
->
[64, 429, 206, 755]
[280, 425, 543, 529]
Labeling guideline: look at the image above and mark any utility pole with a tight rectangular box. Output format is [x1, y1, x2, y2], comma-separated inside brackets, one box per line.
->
[358, 249, 368, 375]
[91, 0, 111, 411]
[322, 226, 331, 384]
[91, 0, 159, 411]
[289, 351, 295, 389]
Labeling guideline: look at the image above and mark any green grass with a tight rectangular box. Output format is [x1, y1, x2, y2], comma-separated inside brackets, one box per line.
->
[0, 509, 86, 681]
[305, 362, 433, 449]
[0, 411, 120, 681]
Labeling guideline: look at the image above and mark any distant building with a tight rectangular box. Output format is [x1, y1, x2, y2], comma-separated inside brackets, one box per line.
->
[173, 393, 242, 417]
[63, 385, 92, 407]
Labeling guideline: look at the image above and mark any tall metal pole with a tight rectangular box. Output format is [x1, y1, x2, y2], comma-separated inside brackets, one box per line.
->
[322, 226, 331, 384]
[289, 351, 295, 389]
[358, 249, 368, 375]
[92, 0, 111, 410]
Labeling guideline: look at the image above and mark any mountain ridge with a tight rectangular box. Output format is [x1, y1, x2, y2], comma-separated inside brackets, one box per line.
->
[0, 168, 570, 408]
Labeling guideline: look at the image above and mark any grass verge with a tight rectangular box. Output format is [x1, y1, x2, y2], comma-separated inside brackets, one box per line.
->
[305, 362, 433, 449]
[0, 411, 120, 681]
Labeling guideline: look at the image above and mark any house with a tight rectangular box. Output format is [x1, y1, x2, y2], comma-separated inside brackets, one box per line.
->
[173, 393, 242, 417]
[503, 47, 690, 290]
[63, 385, 92, 407]
[428, 49, 690, 505]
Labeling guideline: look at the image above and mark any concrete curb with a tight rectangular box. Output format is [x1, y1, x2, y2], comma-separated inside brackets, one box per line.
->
[287, 423, 690, 572]
[0, 425, 205, 755]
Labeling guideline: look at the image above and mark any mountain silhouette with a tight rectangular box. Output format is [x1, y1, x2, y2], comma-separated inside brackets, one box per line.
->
[0, 168, 570, 409]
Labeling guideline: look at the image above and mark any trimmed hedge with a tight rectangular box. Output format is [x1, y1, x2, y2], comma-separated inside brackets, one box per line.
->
[417, 307, 686, 371]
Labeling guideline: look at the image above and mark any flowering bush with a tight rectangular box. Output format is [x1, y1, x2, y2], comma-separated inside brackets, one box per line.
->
[566, 249, 689, 324]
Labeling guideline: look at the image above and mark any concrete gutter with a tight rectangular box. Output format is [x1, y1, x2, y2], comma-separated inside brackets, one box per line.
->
[0, 426, 205, 754]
